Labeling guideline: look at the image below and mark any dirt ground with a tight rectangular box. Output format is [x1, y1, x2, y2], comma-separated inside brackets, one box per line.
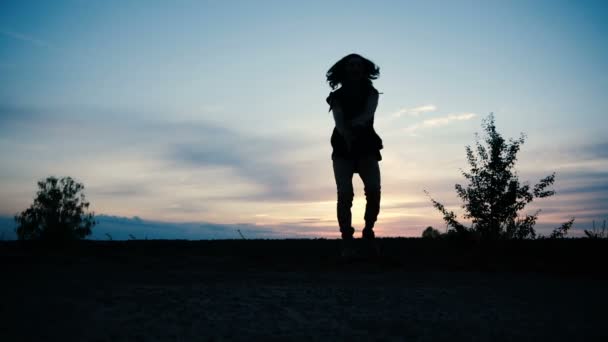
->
[2, 239, 607, 341]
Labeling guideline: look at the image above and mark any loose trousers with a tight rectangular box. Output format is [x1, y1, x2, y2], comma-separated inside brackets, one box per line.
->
[332, 156, 381, 238]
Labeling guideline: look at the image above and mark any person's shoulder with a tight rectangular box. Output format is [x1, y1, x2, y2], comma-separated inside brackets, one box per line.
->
[369, 85, 380, 96]
[367, 87, 379, 102]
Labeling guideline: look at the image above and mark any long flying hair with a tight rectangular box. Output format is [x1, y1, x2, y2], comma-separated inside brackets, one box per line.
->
[326, 53, 380, 90]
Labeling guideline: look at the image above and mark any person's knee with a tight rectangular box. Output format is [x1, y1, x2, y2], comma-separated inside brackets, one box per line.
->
[359, 161, 381, 192]
[364, 185, 381, 195]
[337, 190, 354, 204]
[337, 190, 354, 199]
[336, 180, 353, 194]
[364, 188, 381, 203]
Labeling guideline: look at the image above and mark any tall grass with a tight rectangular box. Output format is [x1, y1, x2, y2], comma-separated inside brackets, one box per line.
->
[584, 220, 607, 239]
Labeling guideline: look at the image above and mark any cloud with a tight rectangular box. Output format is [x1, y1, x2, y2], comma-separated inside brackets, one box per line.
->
[558, 181, 608, 196]
[0, 105, 326, 216]
[87, 183, 152, 198]
[580, 141, 608, 160]
[391, 104, 437, 118]
[0, 29, 53, 48]
[88, 215, 329, 240]
[404, 113, 477, 134]
[169, 126, 305, 201]
[0, 214, 332, 240]
[381, 201, 440, 210]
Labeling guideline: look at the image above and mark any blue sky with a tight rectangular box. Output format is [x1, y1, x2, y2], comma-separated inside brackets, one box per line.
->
[1, 0, 607, 239]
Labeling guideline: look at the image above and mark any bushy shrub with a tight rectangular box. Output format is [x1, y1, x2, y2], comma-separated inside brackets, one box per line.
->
[426, 114, 570, 240]
[421, 226, 442, 239]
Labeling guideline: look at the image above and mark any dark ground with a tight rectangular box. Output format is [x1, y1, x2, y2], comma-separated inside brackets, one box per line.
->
[1, 238, 607, 341]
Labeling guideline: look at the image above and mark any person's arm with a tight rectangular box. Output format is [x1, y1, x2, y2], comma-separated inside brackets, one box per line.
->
[330, 100, 355, 150]
[351, 91, 379, 127]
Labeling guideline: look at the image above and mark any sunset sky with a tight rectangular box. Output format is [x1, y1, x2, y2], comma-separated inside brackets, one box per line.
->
[1, 0, 607, 239]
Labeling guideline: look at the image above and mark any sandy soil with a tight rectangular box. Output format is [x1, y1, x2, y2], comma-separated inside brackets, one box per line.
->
[2, 239, 607, 341]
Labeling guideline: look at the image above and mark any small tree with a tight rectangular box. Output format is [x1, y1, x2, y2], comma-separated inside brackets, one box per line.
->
[15, 176, 95, 241]
[426, 114, 559, 240]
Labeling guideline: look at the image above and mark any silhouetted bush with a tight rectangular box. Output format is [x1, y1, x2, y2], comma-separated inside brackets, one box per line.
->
[549, 218, 574, 239]
[15, 176, 95, 241]
[421, 226, 442, 239]
[426, 114, 570, 240]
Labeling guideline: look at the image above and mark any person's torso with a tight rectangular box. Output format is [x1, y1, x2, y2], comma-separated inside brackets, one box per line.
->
[329, 83, 377, 124]
[327, 83, 383, 160]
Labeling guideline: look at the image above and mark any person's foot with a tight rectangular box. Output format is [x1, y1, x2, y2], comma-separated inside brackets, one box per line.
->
[361, 227, 380, 257]
[362, 227, 375, 240]
[340, 227, 356, 258]
[341, 226, 355, 240]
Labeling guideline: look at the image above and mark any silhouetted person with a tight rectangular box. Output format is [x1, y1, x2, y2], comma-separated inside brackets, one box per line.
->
[326, 53, 383, 251]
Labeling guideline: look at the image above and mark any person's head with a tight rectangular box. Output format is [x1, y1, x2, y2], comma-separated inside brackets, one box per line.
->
[326, 53, 380, 90]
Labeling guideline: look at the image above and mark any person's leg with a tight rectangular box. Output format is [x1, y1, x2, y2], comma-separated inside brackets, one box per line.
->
[332, 158, 355, 239]
[357, 156, 381, 239]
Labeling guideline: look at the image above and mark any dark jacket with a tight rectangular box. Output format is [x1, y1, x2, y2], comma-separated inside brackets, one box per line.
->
[327, 84, 383, 161]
